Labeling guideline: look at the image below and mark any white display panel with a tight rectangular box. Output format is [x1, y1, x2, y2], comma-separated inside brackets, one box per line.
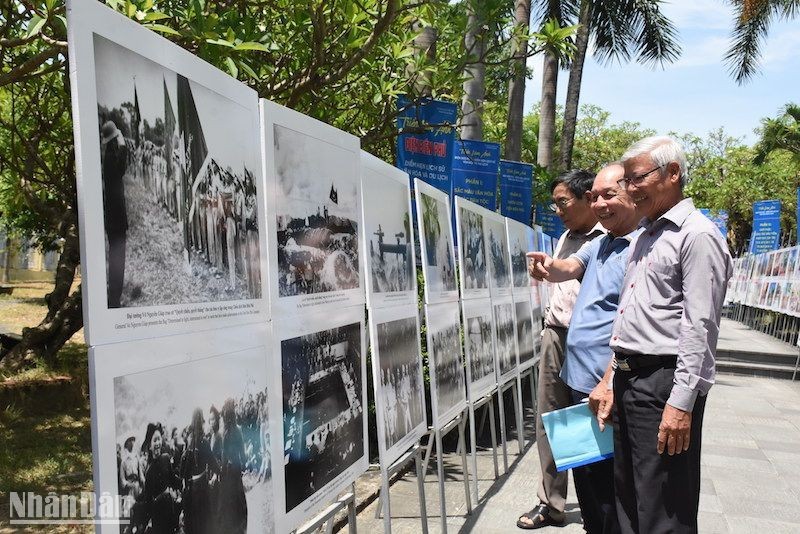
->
[455, 196, 490, 300]
[461, 297, 497, 400]
[415, 179, 459, 304]
[360, 152, 417, 309]
[483, 210, 512, 299]
[492, 296, 519, 384]
[514, 296, 539, 371]
[89, 322, 276, 534]
[506, 218, 536, 301]
[369, 304, 429, 465]
[260, 99, 364, 316]
[425, 301, 468, 429]
[272, 306, 369, 532]
[68, 0, 268, 346]
[530, 225, 544, 316]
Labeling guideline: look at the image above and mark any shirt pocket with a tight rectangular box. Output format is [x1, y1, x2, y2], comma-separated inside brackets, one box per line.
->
[644, 260, 681, 306]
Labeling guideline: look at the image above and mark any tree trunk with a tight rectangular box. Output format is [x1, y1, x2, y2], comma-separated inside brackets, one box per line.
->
[537, 51, 558, 169]
[0, 216, 84, 373]
[505, 0, 532, 160]
[408, 24, 438, 97]
[461, 3, 486, 141]
[559, 0, 592, 171]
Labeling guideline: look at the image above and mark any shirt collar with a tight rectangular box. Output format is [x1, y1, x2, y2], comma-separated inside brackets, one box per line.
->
[640, 198, 695, 229]
[568, 221, 605, 238]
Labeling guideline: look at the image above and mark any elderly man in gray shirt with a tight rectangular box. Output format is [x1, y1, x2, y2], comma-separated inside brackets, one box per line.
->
[595, 136, 732, 534]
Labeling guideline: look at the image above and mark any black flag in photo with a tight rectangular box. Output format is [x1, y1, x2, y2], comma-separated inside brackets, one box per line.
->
[163, 76, 175, 180]
[330, 183, 338, 204]
[132, 81, 141, 144]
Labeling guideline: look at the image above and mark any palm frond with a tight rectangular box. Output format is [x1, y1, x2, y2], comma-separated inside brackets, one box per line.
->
[724, 0, 780, 84]
[627, 0, 682, 67]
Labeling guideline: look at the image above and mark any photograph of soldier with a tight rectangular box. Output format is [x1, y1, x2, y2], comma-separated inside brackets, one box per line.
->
[507, 221, 534, 289]
[418, 190, 457, 294]
[362, 166, 414, 295]
[464, 312, 495, 391]
[514, 300, 536, 368]
[484, 216, 511, 292]
[375, 316, 426, 451]
[94, 35, 261, 309]
[113, 348, 273, 534]
[493, 301, 517, 379]
[281, 322, 365, 512]
[273, 124, 360, 298]
[426, 301, 467, 424]
[459, 207, 488, 290]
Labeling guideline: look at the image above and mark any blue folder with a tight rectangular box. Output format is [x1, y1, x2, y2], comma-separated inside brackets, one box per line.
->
[541, 402, 614, 472]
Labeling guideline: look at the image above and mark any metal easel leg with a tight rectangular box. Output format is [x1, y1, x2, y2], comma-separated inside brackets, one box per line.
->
[469, 401, 480, 504]
[458, 411, 472, 514]
[435, 426, 448, 534]
[487, 396, 499, 478]
[414, 446, 429, 534]
[496, 385, 509, 472]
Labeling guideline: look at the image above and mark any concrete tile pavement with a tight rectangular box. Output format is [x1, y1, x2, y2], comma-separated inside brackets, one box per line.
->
[350, 374, 800, 533]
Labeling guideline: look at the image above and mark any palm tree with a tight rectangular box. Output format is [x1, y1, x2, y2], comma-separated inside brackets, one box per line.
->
[559, 0, 681, 170]
[753, 103, 800, 164]
[725, 0, 800, 84]
[461, 0, 488, 140]
[505, 0, 532, 161]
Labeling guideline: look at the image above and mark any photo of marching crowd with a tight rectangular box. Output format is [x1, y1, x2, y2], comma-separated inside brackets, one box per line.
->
[485, 218, 511, 291]
[426, 302, 467, 422]
[507, 223, 533, 289]
[465, 312, 495, 387]
[459, 207, 488, 290]
[493, 302, 517, 379]
[94, 35, 261, 309]
[273, 124, 361, 298]
[281, 322, 365, 512]
[375, 316, 426, 451]
[514, 301, 536, 368]
[113, 350, 273, 534]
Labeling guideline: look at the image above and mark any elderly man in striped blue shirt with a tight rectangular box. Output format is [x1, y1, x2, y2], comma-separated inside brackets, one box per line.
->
[527, 162, 640, 534]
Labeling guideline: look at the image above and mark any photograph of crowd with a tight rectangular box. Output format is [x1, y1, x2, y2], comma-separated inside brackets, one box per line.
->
[374, 314, 426, 452]
[514, 300, 536, 368]
[458, 206, 488, 291]
[417, 185, 458, 299]
[273, 124, 361, 298]
[281, 321, 365, 513]
[361, 160, 415, 299]
[463, 306, 496, 396]
[484, 216, 511, 293]
[426, 302, 467, 425]
[493, 301, 517, 380]
[507, 221, 534, 289]
[94, 35, 261, 309]
[113, 349, 273, 534]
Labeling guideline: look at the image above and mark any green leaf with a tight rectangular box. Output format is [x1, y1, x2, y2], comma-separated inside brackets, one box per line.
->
[142, 0, 154, 11]
[26, 15, 46, 38]
[147, 23, 181, 36]
[238, 61, 258, 80]
[224, 57, 238, 78]
[143, 12, 170, 22]
[45, 0, 56, 13]
[233, 42, 269, 52]
[206, 38, 235, 48]
[126, 2, 136, 18]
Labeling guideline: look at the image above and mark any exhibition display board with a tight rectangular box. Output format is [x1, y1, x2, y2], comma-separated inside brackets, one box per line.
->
[461, 297, 498, 400]
[68, 0, 269, 347]
[492, 296, 519, 385]
[425, 301, 469, 429]
[415, 179, 460, 304]
[483, 209, 513, 299]
[360, 152, 418, 309]
[730, 246, 800, 317]
[455, 197, 491, 301]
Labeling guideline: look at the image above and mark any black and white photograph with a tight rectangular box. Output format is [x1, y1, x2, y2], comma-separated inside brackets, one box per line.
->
[369, 305, 428, 463]
[361, 152, 416, 308]
[415, 179, 459, 304]
[461, 298, 497, 400]
[69, 0, 268, 345]
[277, 307, 367, 529]
[262, 100, 364, 314]
[425, 301, 467, 428]
[88, 323, 274, 534]
[484, 212, 511, 297]
[514, 299, 537, 370]
[455, 197, 489, 300]
[506, 218, 535, 295]
[493, 299, 518, 383]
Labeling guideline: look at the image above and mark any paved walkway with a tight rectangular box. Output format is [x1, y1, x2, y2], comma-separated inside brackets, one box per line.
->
[353, 372, 800, 533]
[717, 317, 797, 356]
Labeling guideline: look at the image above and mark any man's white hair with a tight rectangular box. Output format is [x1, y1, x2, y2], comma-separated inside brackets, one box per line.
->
[621, 136, 688, 187]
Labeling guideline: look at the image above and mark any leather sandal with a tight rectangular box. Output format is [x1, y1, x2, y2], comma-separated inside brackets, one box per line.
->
[516, 503, 565, 529]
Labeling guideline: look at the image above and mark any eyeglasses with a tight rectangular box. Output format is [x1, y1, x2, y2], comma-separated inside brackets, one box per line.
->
[548, 197, 576, 212]
[616, 165, 663, 189]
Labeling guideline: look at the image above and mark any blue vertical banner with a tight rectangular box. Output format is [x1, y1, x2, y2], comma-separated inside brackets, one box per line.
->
[535, 203, 565, 239]
[450, 139, 501, 210]
[499, 160, 534, 225]
[749, 199, 782, 254]
[699, 208, 729, 238]
[396, 96, 457, 193]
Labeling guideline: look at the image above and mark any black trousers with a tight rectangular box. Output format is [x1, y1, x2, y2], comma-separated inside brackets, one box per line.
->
[570, 390, 620, 534]
[613, 365, 706, 534]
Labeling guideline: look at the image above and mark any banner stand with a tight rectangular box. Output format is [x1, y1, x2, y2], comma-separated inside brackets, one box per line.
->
[295, 482, 358, 534]
[419, 408, 473, 533]
[496, 377, 524, 466]
[467, 389, 500, 503]
[374, 443, 429, 534]
[517, 364, 539, 444]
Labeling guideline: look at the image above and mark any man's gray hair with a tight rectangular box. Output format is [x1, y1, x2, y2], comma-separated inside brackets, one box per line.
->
[621, 136, 688, 187]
